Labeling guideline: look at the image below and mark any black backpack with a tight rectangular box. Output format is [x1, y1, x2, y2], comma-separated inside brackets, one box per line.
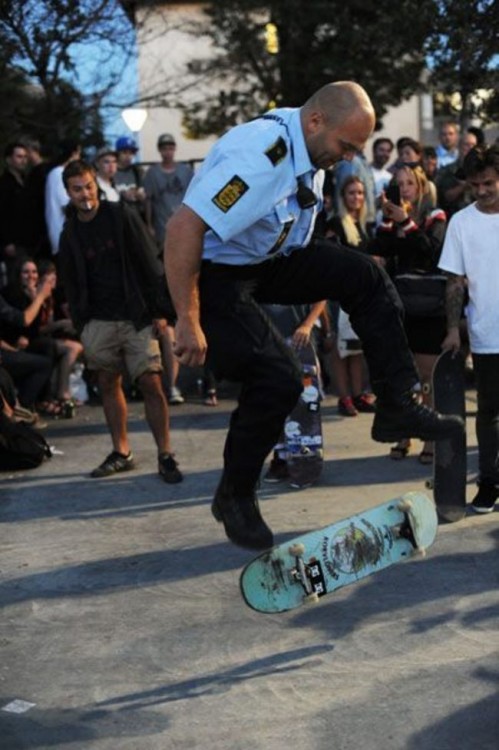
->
[0, 411, 52, 470]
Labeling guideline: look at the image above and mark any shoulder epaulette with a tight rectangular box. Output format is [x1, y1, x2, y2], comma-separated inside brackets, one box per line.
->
[264, 136, 287, 167]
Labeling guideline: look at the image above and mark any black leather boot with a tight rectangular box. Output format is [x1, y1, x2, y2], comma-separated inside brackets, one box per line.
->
[211, 473, 274, 550]
[372, 390, 464, 443]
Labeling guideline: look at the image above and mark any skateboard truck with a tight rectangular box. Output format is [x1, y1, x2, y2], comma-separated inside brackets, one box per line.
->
[288, 543, 324, 604]
[393, 499, 425, 556]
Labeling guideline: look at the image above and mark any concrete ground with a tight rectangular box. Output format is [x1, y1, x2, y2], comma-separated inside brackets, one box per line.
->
[1, 383, 498, 750]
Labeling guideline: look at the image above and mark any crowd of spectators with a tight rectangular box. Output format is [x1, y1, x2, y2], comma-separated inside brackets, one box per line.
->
[315, 121, 494, 464]
[0, 120, 492, 469]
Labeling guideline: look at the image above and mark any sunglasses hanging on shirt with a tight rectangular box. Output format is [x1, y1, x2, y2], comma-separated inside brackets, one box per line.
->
[297, 179, 318, 209]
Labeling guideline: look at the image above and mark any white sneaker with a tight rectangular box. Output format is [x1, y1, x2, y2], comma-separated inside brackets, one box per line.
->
[168, 387, 184, 405]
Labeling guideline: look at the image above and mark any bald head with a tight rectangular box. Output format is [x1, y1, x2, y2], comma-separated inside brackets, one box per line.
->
[301, 82, 375, 170]
[303, 81, 375, 129]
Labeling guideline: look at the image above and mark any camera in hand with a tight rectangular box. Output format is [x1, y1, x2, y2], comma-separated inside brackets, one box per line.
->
[385, 183, 401, 206]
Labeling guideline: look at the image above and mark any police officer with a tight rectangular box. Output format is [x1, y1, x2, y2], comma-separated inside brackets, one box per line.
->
[165, 81, 463, 551]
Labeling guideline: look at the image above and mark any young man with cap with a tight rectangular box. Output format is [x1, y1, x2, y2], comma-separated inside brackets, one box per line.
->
[144, 134, 194, 406]
[144, 134, 194, 247]
[114, 137, 146, 215]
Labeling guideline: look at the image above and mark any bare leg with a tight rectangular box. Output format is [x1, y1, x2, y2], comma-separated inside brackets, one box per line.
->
[97, 370, 130, 455]
[138, 371, 171, 454]
[56, 339, 84, 400]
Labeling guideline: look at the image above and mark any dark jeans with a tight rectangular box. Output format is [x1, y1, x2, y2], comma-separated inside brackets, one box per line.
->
[1, 349, 53, 409]
[200, 239, 418, 490]
[472, 353, 499, 486]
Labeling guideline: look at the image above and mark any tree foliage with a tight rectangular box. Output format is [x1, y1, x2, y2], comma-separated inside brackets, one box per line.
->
[181, 0, 437, 137]
[425, 0, 499, 127]
[0, 0, 134, 154]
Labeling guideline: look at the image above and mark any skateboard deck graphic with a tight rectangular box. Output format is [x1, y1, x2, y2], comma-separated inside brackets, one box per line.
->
[240, 492, 438, 613]
[284, 341, 323, 489]
[431, 350, 467, 522]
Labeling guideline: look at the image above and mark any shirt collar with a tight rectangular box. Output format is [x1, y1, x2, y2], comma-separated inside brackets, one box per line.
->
[267, 108, 314, 177]
[288, 109, 314, 177]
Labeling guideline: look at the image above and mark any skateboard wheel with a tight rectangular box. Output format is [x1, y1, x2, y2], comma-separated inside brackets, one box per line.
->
[397, 499, 413, 513]
[425, 479, 434, 490]
[289, 543, 305, 557]
[304, 592, 320, 605]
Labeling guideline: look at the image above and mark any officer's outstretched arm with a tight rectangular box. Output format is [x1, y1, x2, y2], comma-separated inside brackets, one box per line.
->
[164, 205, 209, 367]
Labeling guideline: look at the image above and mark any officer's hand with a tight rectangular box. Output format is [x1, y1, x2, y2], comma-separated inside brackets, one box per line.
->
[173, 317, 207, 367]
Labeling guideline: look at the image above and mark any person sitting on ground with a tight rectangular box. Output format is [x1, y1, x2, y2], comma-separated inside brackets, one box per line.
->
[37, 259, 84, 408]
[0, 281, 53, 414]
[0, 364, 40, 424]
[2, 257, 83, 417]
[2, 257, 66, 416]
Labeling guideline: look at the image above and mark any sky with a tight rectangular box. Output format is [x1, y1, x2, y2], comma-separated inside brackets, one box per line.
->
[69, 36, 139, 145]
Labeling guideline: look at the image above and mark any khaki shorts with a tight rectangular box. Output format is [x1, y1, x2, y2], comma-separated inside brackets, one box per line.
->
[81, 320, 162, 382]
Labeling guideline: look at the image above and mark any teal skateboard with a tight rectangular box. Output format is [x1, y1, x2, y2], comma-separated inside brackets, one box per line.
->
[240, 492, 437, 613]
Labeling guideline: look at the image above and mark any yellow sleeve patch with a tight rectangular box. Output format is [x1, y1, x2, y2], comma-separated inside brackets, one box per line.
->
[212, 175, 249, 213]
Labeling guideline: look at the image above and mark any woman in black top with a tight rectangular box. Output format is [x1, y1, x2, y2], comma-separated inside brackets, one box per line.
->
[372, 164, 447, 463]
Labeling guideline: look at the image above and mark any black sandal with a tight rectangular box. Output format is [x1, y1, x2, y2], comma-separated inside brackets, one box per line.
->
[389, 442, 411, 460]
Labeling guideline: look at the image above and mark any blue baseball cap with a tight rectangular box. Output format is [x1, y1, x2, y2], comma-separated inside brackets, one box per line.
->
[115, 136, 138, 152]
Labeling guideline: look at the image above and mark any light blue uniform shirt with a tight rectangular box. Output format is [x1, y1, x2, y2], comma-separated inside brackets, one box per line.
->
[183, 108, 324, 265]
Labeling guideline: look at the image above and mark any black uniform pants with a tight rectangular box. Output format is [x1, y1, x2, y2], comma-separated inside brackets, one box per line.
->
[199, 239, 418, 491]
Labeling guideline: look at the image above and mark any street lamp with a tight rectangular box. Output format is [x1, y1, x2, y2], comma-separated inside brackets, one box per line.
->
[121, 107, 148, 155]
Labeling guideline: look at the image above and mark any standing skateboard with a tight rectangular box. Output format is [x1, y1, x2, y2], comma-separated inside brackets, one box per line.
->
[240, 492, 437, 613]
[430, 349, 467, 523]
[284, 341, 324, 489]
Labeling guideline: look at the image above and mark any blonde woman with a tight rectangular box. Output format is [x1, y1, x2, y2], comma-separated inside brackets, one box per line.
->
[325, 176, 375, 416]
[373, 164, 447, 462]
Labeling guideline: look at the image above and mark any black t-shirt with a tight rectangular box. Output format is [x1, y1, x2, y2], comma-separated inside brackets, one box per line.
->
[75, 208, 127, 320]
